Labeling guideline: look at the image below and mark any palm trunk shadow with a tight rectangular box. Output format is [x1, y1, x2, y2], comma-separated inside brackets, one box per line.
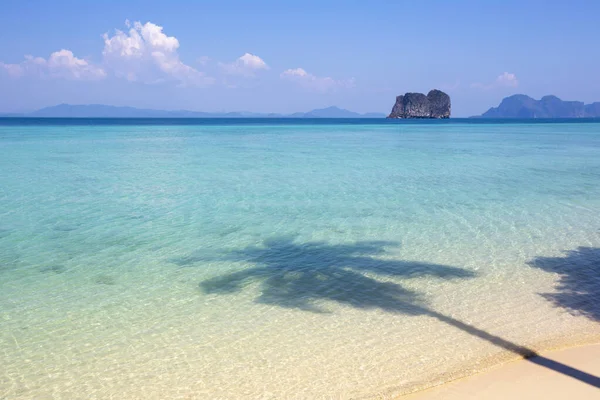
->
[424, 309, 600, 389]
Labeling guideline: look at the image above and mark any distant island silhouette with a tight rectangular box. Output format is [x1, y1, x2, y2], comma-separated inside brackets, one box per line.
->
[475, 95, 600, 118]
[0, 104, 386, 119]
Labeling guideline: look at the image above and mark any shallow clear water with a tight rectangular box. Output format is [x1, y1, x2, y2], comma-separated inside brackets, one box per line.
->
[1, 120, 600, 399]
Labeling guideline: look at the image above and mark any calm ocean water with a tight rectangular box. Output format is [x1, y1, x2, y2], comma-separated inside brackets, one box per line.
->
[1, 119, 599, 399]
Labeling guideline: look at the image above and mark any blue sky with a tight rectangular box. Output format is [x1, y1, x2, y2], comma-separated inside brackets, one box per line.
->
[0, 0, 598, 116]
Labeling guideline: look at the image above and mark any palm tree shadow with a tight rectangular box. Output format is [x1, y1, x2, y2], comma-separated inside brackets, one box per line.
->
[199, 237, 473, 314]
[195, 237, 600, 389]
[528, 246, 600, 321]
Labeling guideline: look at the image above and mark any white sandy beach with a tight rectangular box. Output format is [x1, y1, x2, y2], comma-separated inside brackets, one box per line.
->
[403, 343, 600, 399]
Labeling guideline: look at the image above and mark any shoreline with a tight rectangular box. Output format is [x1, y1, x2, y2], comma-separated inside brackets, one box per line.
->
[399, 341, 600, 399]
[364, 327, 600, 399]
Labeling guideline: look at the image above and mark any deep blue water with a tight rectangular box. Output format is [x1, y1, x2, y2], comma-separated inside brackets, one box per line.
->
[2, 117, 600, 126]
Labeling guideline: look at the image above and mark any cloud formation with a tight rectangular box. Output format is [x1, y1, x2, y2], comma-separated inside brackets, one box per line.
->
[495, 72, 518, 87]
[1, 21, 210, 86]
[197, 56, 211, 66]
[0, 50, 106, 80]
[102, 21, 214, 86]
[440, 80, 460, 91]
[280, 68, 355, 92]
[220, 53, 269, 76]
[471, 72, 518, 90]
[0, 21, 351, 93]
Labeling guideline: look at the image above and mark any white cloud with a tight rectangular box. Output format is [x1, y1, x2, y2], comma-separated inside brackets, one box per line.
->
[47, 50, 106, 80]
[471, 72, 518, 90]
[0, 62, 25, 77]
[281, 67, 308, 78]
[197, 56, 211, 66]
[102, 21, 214, 86]
[440, 80, 460, 91]
[495, 72, 518, 87]
[219, 53, 269, 76]
[0, 50, 105, 80]
[280, 67, 355, 92]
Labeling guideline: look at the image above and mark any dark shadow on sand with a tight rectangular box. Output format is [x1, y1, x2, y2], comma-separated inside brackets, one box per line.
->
[528, 246, 600, 321]
[195, 237, 600, 388]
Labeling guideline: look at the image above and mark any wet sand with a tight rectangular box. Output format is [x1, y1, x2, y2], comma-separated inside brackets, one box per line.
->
[403, 343, 600, 399]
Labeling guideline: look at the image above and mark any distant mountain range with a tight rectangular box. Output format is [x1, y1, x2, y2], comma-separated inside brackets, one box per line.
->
[475, 95, 600, 118]
[0, 104, 386, 119]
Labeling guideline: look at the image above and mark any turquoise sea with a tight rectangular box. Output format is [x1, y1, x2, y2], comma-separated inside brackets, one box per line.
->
[1, 119, 599, 399]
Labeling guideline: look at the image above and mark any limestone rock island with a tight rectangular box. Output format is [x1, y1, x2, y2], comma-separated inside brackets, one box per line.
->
[387, 89, 451, 119]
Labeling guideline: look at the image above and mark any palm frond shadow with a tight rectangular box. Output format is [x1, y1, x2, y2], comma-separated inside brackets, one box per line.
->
[528, 246, 600, 321]
[199, 237, 473, 314]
